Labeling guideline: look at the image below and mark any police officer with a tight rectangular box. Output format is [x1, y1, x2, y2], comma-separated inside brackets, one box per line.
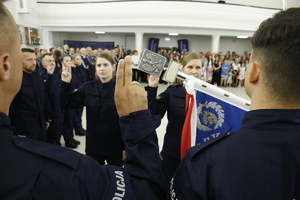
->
[9, 48, 51, 142]
[60, 53, 125, 166]
[0, 2, 166, 199]
[146, 52, 204, 182]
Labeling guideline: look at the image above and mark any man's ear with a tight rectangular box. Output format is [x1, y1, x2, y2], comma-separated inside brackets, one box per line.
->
[247, 62, 260, 84]
[0, 53, 10, 81]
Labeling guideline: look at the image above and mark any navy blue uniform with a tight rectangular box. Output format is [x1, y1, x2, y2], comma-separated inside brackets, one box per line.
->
[9, 71, 50, 142]
[72, 65, 86, 133]
[37, 67, 63, 145]
[0, 110, 166, 199]
[171, 109, 300, 199]
[60, 79, 124, 166]
[146, 84, 186, 182]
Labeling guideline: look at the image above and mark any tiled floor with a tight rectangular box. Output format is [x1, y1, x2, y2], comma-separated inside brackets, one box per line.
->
[63, 83, 251, 154]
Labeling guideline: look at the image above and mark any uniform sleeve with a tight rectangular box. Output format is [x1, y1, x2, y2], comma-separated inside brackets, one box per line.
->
[145, 86, 170, 118]
[60, 81, 85, 109]
[120, 110, 167, 199]
[170, 151, 211, 200]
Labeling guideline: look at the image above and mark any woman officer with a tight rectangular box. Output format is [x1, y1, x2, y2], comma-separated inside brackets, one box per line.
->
[60, 53, 124, 166]
[145, 52, 204, 182]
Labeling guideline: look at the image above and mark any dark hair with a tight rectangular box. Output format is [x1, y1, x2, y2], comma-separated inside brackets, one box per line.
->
[49, 47, 55, 52]
[251, 7, 300, 103]
[54, 50, 62, 58]
[21, 48, 35, 53]
[40, 53, 53, 63]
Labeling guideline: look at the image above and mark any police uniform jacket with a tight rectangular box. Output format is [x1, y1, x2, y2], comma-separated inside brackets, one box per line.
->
[171, 109, 300, 199]
[0, 110, 166, 199]
[37, 67, 63, 118]
[60, 79, 123, 155]
[145, 84, 186, 160]
[9, 71, 50, 141]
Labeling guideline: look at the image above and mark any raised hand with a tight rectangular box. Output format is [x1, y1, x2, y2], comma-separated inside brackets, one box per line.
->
[147, 75, 159, 87]
[114, 56, 148, 117]
[61, 62, 72, 83]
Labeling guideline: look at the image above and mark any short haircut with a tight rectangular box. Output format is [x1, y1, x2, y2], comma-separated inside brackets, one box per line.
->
[49, 47, 55, 52]
[54, 49, 62, 58]
[0, 1, 14, 52]
[40, 53, 53, 63]
[21, 48, 35, 53]
[251, 7, 300, 103]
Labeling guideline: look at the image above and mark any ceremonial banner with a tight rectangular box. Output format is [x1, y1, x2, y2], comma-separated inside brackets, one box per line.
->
[177, 39, 189, 54]
[180, 77, 249, 159]
[148, 38, 160, 53]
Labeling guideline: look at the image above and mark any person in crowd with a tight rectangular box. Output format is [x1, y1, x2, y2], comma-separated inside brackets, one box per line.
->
[35, 51, 41, 69]
[86, 47, 96, 80]
[61, 54, 81, 148]
[37, 53, 64, 145]
[9, 48, 51, 142]
[212, 56, 221, 86]
[145, 52, 204, 182]
[72, 53, 86, 137]
[79, 47, 91, 82]
[206, 55, 214, 83]
[53, 49, 62, 70]
[231, 57, 241, 86]
[0, 2, 165, 199]
[63, 44, 69, 55]
[237, 61, 246, 87]
[49, 47, 55, 55]
[226, 66, 234, 87]
[131, 50, 140, 81]
[69, 47, 75, 56]
[220, 58, 229, 87]
[60, 53, 125, 166]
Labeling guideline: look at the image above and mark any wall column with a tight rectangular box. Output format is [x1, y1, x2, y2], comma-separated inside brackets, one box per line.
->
[41, 29, 53, 49]
[135, 32, 144, 55]
[211, 35, 220, 54]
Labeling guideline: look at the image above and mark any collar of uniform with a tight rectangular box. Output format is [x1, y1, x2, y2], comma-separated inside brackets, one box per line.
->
[0, 112, 13, 134]
[99, 79, 114, 88]
[241, 109, 300, 131]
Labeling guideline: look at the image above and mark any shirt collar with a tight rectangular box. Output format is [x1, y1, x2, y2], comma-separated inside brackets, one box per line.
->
[241, 109, 300, 131]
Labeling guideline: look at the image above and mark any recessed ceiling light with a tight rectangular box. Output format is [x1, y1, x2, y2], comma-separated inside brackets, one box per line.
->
[169, 33, 179, 36]
[237, 36, 248, 39]
[95, 31, 105, 34]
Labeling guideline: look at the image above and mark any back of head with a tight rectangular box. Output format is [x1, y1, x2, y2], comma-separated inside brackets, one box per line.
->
[251, 7, 300, 104]
[0, 0, 13, 53]
[181, 52, 204, 67]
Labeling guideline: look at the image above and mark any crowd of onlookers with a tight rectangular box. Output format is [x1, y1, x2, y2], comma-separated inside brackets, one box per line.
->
[34, 45, 250, 88]
[155, 48, 250, 87]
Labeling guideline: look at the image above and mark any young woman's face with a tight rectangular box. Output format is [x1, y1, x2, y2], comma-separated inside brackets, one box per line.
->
[96, 57, 115, 83]
[73, 55, 82, 66]
[182, 59, 202, 79]
[62, 56, 72, 67]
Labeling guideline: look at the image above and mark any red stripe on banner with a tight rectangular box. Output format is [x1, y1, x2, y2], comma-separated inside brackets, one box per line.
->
[180, 89, 194, 160]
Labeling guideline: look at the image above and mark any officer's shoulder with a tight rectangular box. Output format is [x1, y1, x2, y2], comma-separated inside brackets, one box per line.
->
[186, 130, 232, 159]
[14, 136, 82, 170]
[83, 80, 98, 86]
[167, 83, 182, 89]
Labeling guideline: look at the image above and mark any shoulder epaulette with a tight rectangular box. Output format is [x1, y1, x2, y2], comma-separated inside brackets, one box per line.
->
[186, 129, 232, 159]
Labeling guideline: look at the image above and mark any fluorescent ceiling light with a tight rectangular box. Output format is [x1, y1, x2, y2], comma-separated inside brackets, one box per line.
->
[169, 33, 179, 36]
[237, 36, 248, 39]
[165, 37, 170, 41]
[95, 31, 105, 34]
